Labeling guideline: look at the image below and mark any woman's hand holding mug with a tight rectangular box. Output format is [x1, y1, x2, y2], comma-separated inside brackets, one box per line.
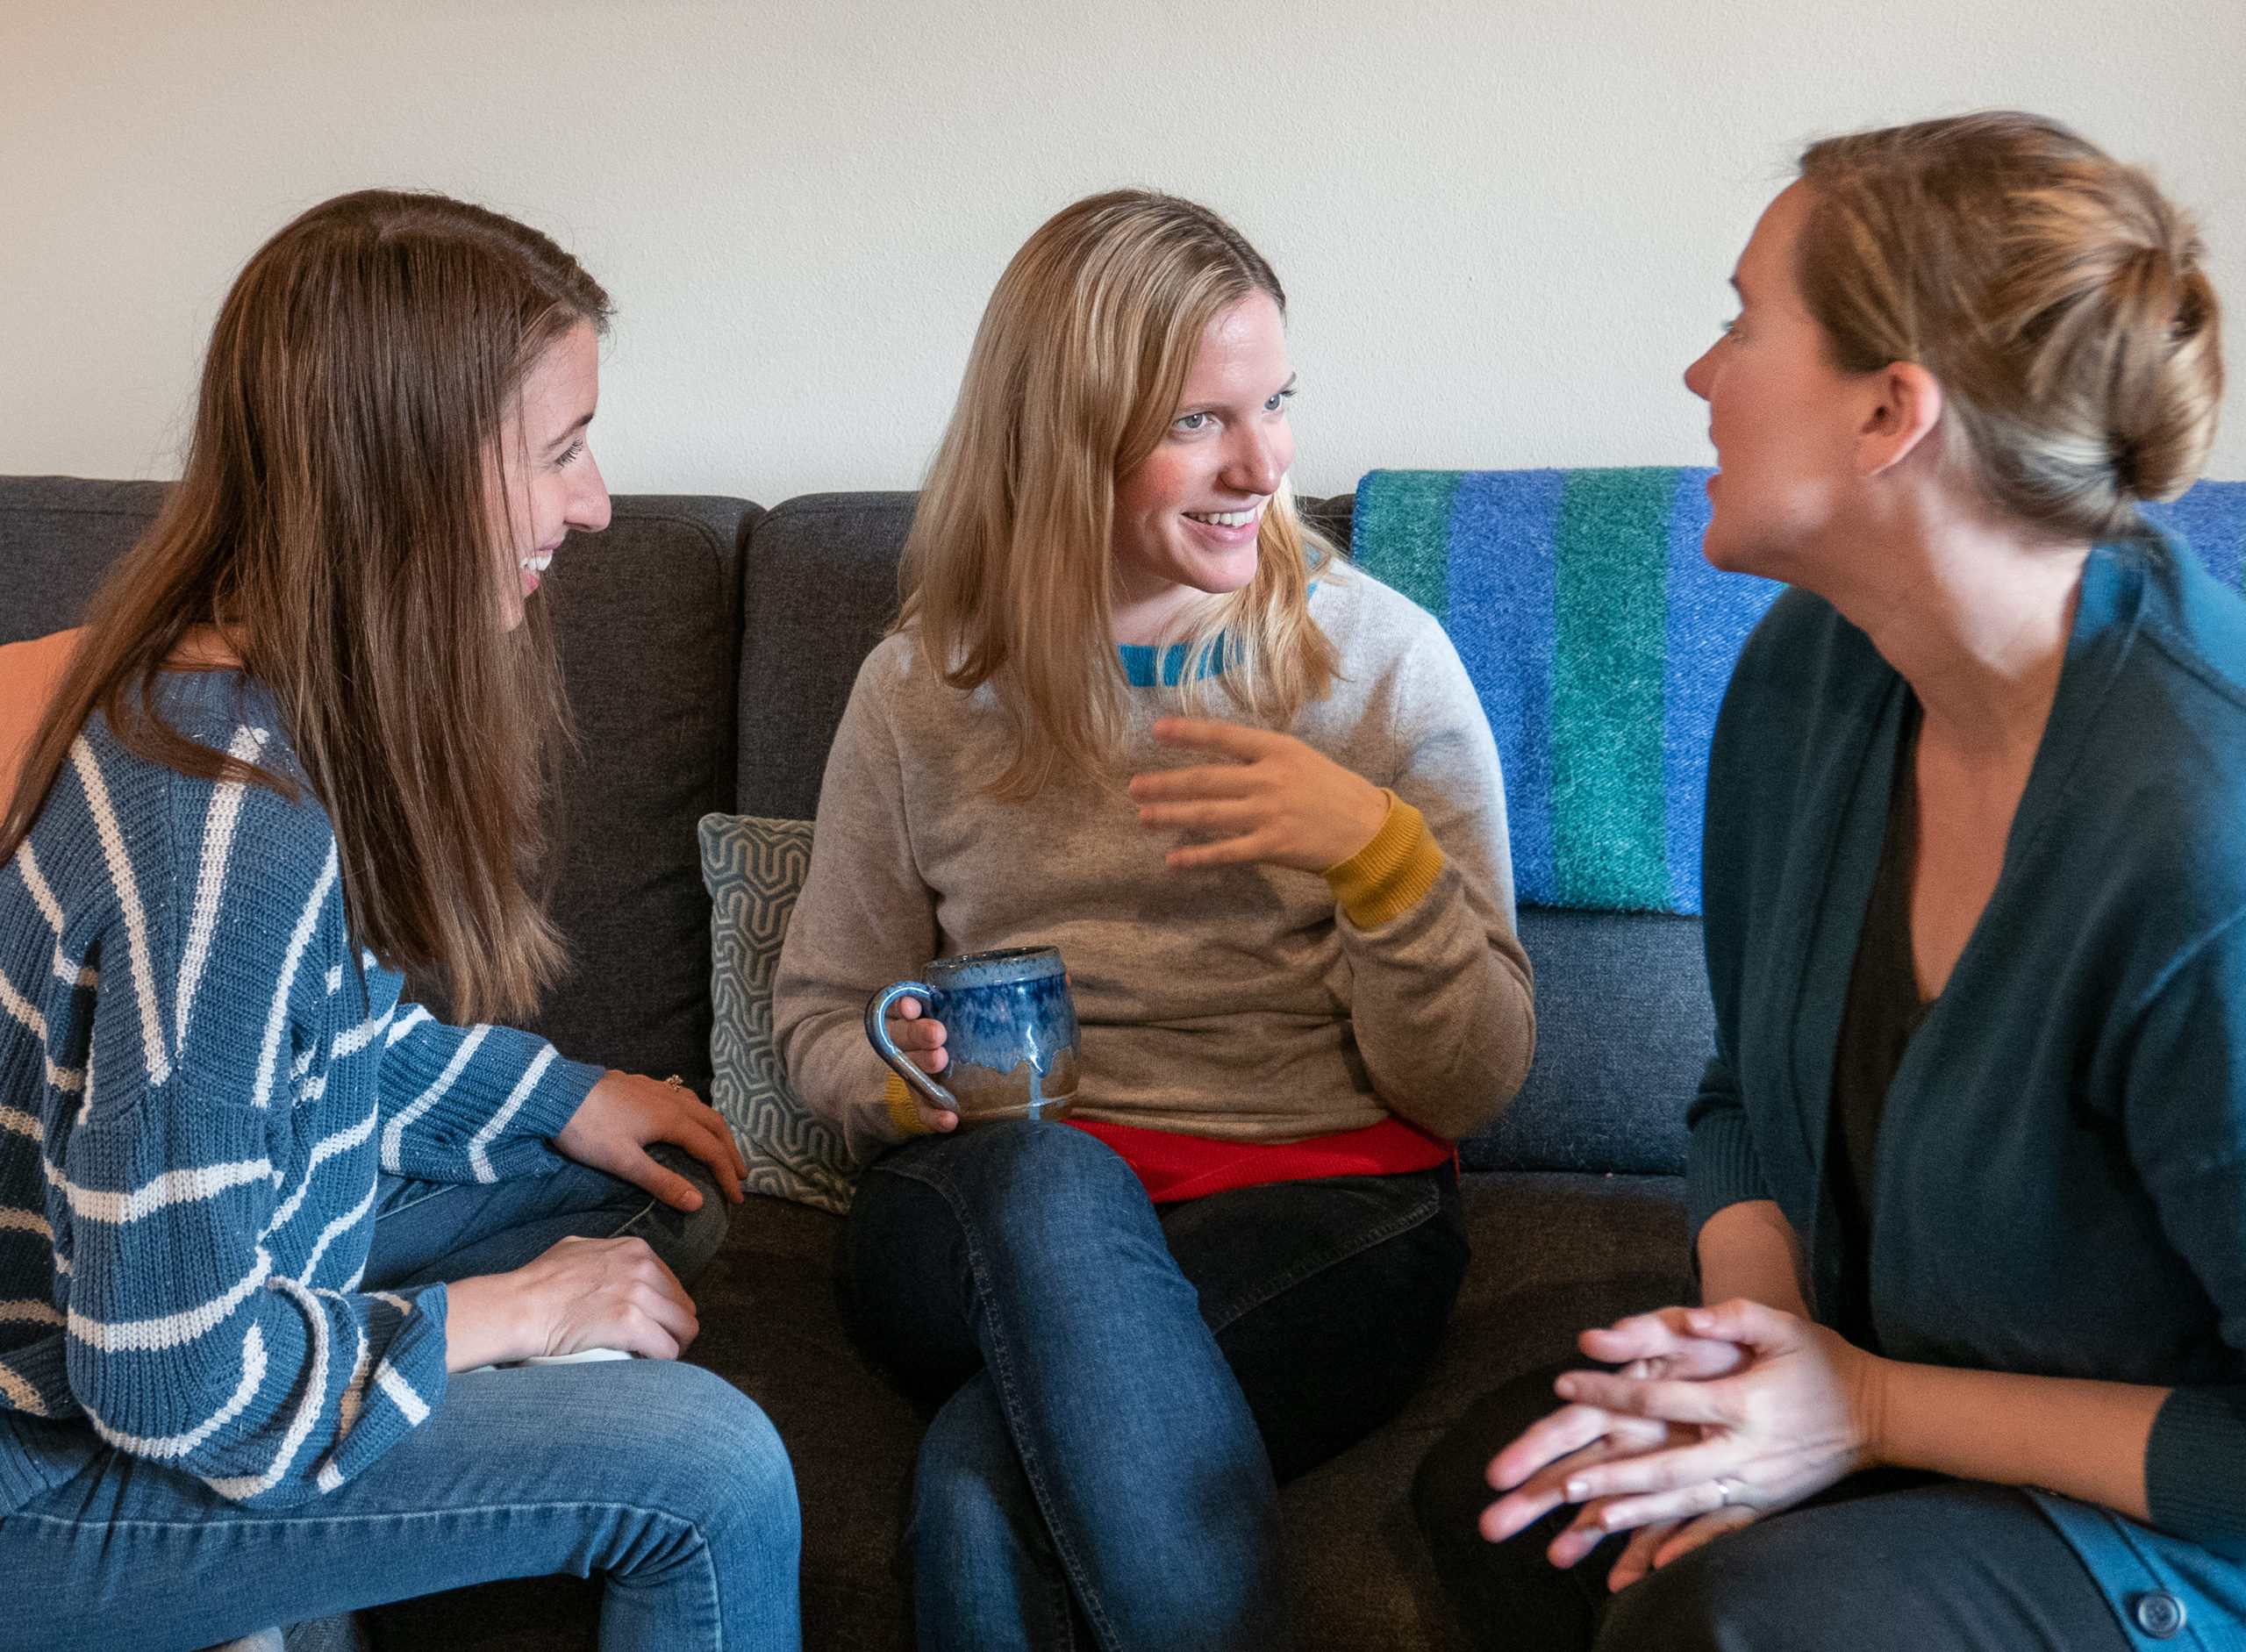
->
[1481, 1300, 1880, 1591]
[1129, 717, 1389, 872]
[885, 995, 957, 1133]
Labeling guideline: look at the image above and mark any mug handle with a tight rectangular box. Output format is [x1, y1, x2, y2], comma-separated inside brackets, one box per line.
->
[865, 982, 958, 1115]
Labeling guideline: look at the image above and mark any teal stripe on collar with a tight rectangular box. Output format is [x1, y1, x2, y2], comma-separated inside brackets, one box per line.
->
[1112, 583, 1318, 688]
[1116, 638, 1220, 687]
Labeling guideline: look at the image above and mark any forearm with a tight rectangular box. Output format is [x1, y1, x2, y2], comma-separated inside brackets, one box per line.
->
[1696, 1199, 1810, 1318]
[1327, 797, 1536, 1139]
[1863, 1358, 2165, 1520]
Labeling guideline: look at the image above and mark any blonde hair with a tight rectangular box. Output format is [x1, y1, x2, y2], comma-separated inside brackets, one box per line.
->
[898, 190, 1340, 799]
[1795, 111, 2223, 540]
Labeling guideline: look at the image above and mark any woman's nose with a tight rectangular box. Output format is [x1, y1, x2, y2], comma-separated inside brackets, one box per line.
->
[572, 453, 614, 533]
[1224, 428, 1287, 497]
[1684, 346, 1718, 403]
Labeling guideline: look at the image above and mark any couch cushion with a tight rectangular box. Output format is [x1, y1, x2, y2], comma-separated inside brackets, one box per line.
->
[1461, 905, 1707, 1176]
[509, 497, 759, 1093]
[0, 476, 169, 645]
[735, 492, 919, 819]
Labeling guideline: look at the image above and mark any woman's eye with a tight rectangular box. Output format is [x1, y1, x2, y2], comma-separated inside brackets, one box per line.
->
[1720, 316, 1742, 342]
[1264, 388, 1296, 414]
[554, 440, 585, 468]
[1175, 412, 1210, 433]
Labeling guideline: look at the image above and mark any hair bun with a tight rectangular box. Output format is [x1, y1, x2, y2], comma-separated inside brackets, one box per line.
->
[1798, 112, 2224, 539]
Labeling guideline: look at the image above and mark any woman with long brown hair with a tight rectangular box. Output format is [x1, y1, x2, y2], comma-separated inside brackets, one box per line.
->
[1416, 113, 2234, 1652]
[0, 190, 798, 1650]
[776, 190, 1536, 1648]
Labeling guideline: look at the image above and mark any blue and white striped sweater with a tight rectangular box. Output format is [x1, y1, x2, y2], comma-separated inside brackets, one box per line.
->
[0, 671, 603, 1508]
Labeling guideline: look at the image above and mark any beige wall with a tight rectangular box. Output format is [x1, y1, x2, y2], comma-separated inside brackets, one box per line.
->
[5, 0, 2242, 500]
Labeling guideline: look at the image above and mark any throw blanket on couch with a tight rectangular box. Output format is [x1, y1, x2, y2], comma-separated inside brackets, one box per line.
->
[1349, 467, 2246, 916]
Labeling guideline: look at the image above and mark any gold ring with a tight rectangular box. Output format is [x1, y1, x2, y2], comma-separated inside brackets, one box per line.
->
[663, 1074, 683, 1087]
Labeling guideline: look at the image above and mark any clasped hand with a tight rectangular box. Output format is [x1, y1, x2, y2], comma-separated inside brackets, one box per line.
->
[1482, 1299, 1880, 1591]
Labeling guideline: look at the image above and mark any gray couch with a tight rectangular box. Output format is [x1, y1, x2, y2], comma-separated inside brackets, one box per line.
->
[0, 476, 1707, 1651]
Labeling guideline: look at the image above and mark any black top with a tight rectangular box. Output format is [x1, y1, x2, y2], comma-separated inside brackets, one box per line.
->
[1825, 696, 1931, 1350]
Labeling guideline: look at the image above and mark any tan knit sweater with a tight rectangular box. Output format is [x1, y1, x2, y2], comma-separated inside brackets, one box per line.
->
[773, 567, 1536, 1162]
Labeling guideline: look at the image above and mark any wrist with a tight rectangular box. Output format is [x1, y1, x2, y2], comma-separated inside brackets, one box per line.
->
[443, 1271, 540, 1370]
[1847, 1343, 1896, 1472]
[1322, 790, 1446, 926]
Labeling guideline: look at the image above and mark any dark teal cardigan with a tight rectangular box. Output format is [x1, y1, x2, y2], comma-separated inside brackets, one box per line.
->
[1690, 537, 2246, 1647]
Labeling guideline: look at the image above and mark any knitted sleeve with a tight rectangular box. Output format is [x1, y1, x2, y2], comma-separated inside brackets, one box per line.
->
[54, 779, 447, 1506]
[2122, 919, 2246, 1555]
[773, 642, 942, 1162]
[369, 985, 602, 1185]
[1327, 607, 1536, 1141]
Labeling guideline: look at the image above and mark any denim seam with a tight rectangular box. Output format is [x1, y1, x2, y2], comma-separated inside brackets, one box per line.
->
[1192, 1177, 1444, 1334]
[5, 1498, 701, 1535]
[610, 1188, 668, 1241]
[897, 1155, 1129, 1652]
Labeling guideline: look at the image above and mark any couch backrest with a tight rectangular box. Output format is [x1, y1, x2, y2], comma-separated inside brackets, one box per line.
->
[0, 476, 757, 1095]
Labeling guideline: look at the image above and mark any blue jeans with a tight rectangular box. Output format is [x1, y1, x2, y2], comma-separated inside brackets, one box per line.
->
[847, 1121, 1467, 1652]
[0, 1149, 801, 1652]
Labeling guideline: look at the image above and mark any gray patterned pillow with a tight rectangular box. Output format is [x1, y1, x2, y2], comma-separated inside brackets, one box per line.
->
[697, 812, 862, 1212]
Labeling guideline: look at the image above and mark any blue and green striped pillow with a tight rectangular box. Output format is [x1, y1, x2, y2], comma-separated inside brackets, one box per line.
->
[1352, 467, 2246, 915]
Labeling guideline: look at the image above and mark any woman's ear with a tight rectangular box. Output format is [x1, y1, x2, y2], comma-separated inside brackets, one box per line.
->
[1857, 361, 1945, 477]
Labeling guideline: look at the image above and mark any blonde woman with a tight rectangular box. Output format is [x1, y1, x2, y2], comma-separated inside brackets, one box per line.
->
[775, 191, 1535, 1649]
[1415, 114, 2232, 1652]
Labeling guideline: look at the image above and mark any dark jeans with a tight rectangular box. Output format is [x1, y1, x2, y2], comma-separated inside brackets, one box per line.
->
[1412, 1369, 2132, 1652]
[846, 1120, 1467, 1652]
[1, 1148, 798, 1652]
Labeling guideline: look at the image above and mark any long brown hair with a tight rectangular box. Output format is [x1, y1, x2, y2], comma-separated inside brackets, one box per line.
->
[0, 190, 610, 1022]
[898, 190, 1340, 800]
[1795, 112, 2223, 540]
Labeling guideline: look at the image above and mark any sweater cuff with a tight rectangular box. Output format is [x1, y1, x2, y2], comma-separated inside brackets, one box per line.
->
[1685, 1110, 1770, 1239]
[1323, 790, 1446, 928]
[882, 1070, 931, 1135]
[2146, 1385, 2246, 1557]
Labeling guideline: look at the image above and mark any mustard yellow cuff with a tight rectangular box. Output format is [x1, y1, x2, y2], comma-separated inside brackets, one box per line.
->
[882, 1070, 932, 1135]
[1322, 790, 1446, 927]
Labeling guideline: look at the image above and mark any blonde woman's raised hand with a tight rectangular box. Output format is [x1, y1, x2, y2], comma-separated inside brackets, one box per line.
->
[1129, 718, 1388, 873]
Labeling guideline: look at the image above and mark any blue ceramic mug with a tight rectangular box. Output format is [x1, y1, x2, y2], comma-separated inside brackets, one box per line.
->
[864, 946, 1080, 1126]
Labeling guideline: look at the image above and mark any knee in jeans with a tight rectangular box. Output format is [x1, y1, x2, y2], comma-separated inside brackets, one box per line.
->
[662, 1368, 800, 1548]
[635, 1144, 731, 1283]
[964, 1119, 1147, 1223]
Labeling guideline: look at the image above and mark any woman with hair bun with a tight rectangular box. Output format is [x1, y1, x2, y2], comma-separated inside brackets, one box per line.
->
[1414, 112, 2233, 1651]
[0, 191, 798, 1649]
[776, 190, 1534, 1649]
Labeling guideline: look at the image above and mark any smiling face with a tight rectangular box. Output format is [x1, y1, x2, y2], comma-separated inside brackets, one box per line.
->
[1109, 291, 1296, 641]
[1683, 182, 1871, 583]
[490, 320, 611, 629]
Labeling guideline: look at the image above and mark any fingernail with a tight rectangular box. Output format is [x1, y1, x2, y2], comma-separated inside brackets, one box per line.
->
[1555, 1376, 1578, 1398]
[1565, 1479, 1588, 1502]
